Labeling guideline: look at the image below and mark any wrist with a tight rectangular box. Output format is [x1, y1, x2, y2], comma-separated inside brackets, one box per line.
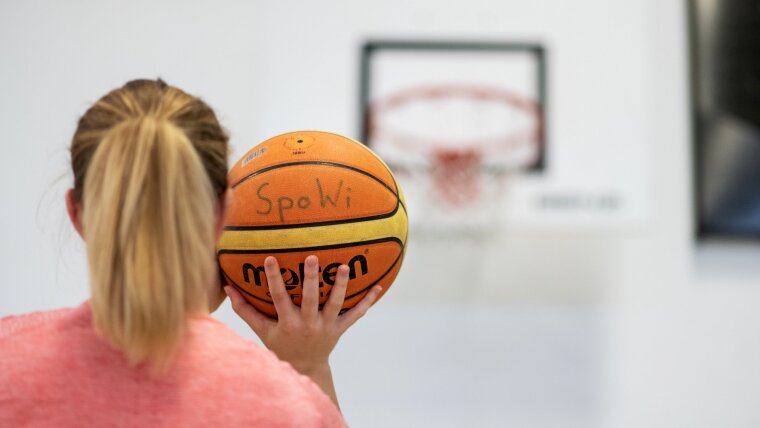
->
[289, 360, 331, 377]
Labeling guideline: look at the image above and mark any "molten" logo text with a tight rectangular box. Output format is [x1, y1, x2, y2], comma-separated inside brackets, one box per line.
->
[241, 254, 369, 290]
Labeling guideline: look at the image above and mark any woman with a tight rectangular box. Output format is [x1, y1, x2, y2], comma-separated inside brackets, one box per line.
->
[0, 79, 381, 426]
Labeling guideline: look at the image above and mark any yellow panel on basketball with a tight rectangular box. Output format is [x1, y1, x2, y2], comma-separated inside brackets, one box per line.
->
[218, 208, 408, 251]
[218, 131, 408, 318]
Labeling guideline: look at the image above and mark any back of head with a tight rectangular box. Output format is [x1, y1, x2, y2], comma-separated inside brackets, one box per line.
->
[70, 79, 229, 368]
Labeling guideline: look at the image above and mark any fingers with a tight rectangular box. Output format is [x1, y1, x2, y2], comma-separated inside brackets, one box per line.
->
[300, 255, 320, 322]
[337, 285, 382, 332]
[322, 265, 349, 319]
[225, 286, 274, 336]
[264, 256, 296, 319]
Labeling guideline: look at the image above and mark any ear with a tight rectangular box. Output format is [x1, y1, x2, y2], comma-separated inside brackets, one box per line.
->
[65, 189, 85, 238]
[214, 189, 230, 240]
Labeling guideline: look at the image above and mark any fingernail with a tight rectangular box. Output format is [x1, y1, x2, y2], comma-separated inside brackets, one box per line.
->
[265, 256, 276, 266]
[307, 255, 317, 267]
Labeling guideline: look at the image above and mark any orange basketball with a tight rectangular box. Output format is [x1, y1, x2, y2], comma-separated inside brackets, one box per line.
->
[217, 131, 408, 318]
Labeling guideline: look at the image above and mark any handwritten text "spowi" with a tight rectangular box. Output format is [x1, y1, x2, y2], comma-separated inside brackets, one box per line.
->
[255, 178, 352, 223]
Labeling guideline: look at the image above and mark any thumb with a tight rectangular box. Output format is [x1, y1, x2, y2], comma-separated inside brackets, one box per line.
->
[225, 286, 273, 337]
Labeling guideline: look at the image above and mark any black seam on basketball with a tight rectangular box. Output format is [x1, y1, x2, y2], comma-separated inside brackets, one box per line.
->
[223, 271, 323, 311]
[227, 159, 406, 229]
[231, 160, 398, 198]
[220, 248, 404, 307]
[343, 250, 404, 300]
[391, 174, 406, 215]
[217, 236, 404, 255]
[231, 133, 406, 218]
[218, 237, 405, 307]
[339, 134, 405, 214]
[350, 141, 404, 214]
[316, 133, 404, 213]
[336, 138, 407, 215]
[222, 271, 275, 304]
[287, 130, 400, 197]
[347, 135, 400, 195]
[224, 201, 401, 231]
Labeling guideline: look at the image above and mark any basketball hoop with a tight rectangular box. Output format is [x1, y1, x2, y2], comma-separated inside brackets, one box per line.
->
[431, 148, 481, 206]
[366, 84, 543, 235]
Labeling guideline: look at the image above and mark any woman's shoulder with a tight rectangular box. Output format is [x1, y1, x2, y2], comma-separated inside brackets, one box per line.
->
[183, 315, 313, 386]
[0, 302, 93, 374]
[0, 305, 345, 427]
[0, 303, 85, 340]
[182, 316, 346, 426]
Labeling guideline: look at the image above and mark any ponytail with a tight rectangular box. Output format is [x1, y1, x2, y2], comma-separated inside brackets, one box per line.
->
[71, 80, 229, 368]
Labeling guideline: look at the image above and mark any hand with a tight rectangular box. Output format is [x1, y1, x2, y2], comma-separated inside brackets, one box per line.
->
[224, 255, 382, 405]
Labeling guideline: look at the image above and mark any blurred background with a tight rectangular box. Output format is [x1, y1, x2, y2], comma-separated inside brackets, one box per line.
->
[2, 0, 760, 426]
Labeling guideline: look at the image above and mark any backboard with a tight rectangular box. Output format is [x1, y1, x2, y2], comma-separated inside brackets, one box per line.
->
[358, 41, 547, 235]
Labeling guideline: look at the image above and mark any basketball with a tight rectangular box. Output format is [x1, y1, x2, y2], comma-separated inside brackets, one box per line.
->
[217, 131, 408, 318]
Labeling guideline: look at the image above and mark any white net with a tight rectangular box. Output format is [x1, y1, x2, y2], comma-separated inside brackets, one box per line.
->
[368, 85, 542, 237]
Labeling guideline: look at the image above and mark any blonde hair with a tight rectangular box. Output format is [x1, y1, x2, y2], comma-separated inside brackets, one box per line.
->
[70, 79, 229, 368]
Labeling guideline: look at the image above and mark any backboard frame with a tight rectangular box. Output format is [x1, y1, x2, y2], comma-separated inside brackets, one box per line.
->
[357, 40, 548, 172]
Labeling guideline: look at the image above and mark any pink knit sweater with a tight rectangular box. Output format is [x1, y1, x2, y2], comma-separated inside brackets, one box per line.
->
[0, 302, 346, 427]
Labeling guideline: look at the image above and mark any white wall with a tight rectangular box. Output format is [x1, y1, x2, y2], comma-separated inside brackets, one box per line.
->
[602, 2, 760, 426]
[2, 0, 760, 427]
